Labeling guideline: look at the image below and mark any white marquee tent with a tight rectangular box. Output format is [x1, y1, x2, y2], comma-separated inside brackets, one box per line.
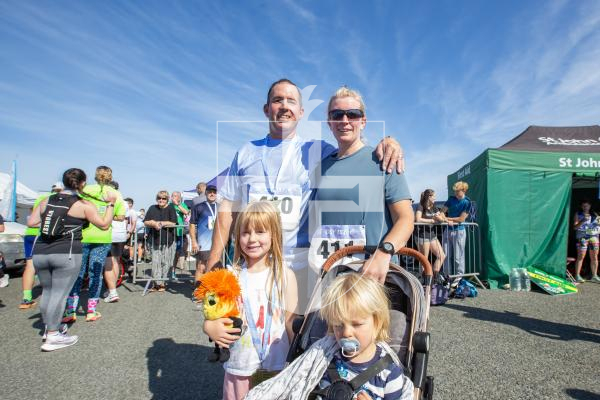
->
[0, 172, 39, 224]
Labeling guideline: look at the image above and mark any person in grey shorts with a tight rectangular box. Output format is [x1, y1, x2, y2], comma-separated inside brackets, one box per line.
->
[415, 189, 446, 277]
[28, 168, 116, 352]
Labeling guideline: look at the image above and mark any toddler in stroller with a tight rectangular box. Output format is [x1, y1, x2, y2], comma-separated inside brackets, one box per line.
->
[245, 246, 434, 400]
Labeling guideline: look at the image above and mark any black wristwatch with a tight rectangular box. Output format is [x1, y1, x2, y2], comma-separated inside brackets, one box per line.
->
[378, 241, 395, 255]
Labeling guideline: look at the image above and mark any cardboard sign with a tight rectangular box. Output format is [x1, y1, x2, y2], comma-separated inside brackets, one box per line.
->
[527, 266, 578, 295]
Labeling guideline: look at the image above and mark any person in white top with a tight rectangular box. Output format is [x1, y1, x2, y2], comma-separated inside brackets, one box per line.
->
[104, 181, 127, 303]
[124, 198, 138, 265]
[217, 201, 297, 400]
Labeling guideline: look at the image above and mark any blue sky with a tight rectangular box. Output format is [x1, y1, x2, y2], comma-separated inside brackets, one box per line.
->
[1, 0, 599, 209]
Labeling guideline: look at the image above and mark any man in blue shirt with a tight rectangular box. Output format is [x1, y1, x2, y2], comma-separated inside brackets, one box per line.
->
[190, 185, 217, 282]
[441, 181, 472, 283]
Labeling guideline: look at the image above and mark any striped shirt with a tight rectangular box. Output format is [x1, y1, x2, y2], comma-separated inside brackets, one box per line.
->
[317, 345, 413, 400]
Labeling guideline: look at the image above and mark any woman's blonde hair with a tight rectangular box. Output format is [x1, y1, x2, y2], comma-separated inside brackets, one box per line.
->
[156, 190, 169, 199]
[95, 166, 113, 185]
[233, 201, 285, 309]
[320, 274, 390, 342]
[327, 86, 366, 113]
[452, 181, 469, 192]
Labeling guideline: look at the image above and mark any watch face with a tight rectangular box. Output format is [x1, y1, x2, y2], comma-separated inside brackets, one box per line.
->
[383, 242, 394, 254]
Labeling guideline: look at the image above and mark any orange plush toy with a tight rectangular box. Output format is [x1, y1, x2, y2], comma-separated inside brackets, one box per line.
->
[193, 268, 243, 363]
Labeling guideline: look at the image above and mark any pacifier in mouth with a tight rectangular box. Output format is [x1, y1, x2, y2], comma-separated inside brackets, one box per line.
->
[339, 338, 360, 357]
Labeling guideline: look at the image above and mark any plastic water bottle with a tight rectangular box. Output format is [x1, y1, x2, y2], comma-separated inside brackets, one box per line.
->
[509, 268, 522, 291]
[520, 268, 531, 292]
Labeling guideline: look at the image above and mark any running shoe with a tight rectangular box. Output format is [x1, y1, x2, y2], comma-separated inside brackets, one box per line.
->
[61, 313, 77, 323]
[40, 333, 79, 352]
[19, 299, 37, 309]
[42, 324, 68, 341]
[85, 311, 102, 322]
[0, 274, 9, 288]
[591, 275, 600, 282]
[576, 275, 586, 283]
[104, 293, 120, 303]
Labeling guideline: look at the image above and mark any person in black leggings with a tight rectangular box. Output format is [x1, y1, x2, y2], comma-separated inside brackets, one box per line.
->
[28, 168, 116, 351]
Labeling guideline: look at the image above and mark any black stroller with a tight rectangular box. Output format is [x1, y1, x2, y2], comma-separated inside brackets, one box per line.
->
[287, 245, 434, 399]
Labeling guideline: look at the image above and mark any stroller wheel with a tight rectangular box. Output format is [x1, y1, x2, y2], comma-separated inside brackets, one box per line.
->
[423, 376, 434, 400]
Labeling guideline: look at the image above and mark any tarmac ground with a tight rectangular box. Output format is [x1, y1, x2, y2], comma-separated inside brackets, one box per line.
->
[0, 273, 599, 400]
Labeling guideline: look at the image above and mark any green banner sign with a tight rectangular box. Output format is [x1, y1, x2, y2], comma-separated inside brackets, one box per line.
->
[489, 149, 600, 175]
[527, 267, 578, 295]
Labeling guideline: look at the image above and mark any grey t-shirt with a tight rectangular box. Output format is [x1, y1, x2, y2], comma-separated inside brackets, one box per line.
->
[313, 145, 411, 246]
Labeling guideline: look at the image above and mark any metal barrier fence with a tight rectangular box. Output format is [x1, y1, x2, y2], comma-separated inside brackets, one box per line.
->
[404, 222, 485, 288]
[131, 225, 197, 294]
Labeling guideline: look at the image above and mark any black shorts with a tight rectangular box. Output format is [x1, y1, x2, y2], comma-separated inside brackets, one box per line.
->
[111, 242, 125, 258]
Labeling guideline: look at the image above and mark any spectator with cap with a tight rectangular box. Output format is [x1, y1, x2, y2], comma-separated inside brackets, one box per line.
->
[192, 182, 207, 207]
[19, 182, 63, 309]
[190, 184, 217, 284]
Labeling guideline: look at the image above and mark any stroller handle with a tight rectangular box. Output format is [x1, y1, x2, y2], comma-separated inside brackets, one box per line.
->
[321, 245, 433, 278]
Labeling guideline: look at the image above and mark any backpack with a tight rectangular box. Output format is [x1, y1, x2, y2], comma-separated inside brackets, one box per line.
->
[431, 283, 449, 306]
[40, 194, 81, 240]
[453, 279, 478, 299]
[430, 272, 450, 306]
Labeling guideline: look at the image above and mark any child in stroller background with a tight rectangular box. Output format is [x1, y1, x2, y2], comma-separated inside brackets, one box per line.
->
[245, 272, 414, 400]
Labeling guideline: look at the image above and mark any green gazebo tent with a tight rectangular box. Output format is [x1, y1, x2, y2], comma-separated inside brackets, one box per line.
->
[447, 126, 600, 288]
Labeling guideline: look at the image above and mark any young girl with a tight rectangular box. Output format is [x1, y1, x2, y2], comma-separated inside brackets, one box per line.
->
[204, 201, 298, 400]
[245, 273, 413, 400]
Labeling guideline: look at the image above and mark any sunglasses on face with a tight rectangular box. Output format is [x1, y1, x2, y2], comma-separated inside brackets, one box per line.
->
[328, 109, 364, 121]
[157, 197, 168, 201]
[206, 190, 217, 194]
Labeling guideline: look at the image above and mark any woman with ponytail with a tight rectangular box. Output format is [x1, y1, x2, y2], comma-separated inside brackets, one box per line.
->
[28, 168, 117, 351]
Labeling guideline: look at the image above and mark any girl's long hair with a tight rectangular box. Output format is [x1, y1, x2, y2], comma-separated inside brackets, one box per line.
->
[233, 201, 285, 310]
[419, 189, 435, 211]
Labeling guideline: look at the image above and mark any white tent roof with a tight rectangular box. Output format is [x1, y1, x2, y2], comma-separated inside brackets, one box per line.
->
[0, 172, 39, 207]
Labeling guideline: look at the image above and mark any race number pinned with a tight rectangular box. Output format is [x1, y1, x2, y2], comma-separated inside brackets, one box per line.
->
[206, 203, 217, 231]
[308, 225, 366, 272]
[248, 185, 301, 231]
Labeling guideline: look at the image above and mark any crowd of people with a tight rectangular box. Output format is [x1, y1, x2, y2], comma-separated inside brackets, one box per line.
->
[0, 162, 221, 352]
[6, 78, 597, 400]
